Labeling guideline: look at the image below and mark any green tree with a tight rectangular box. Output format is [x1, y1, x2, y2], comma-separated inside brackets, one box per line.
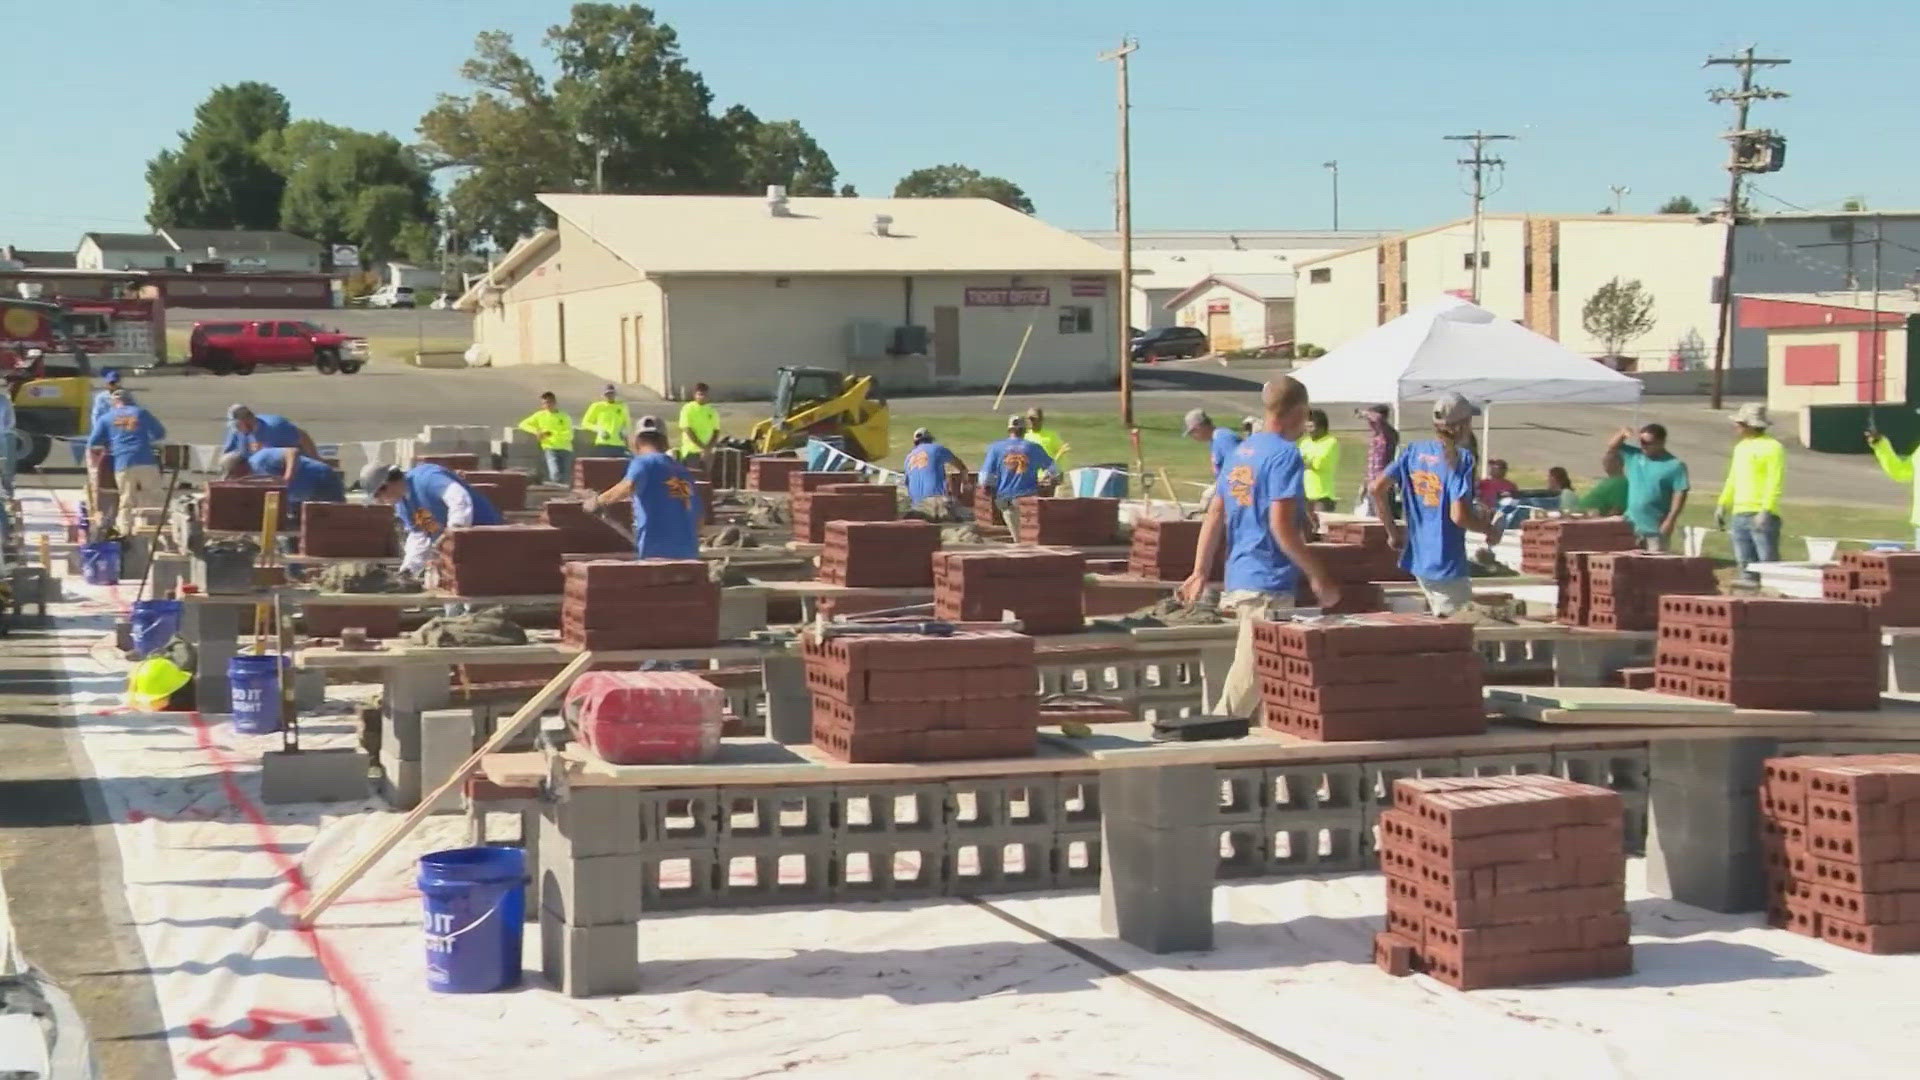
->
[1581, 277, 1657, 359]
[719, 106, 837, 194]
[270, 120, 435, 261]
[1843, 196, 1868, 211]
[146, 82, 292, 229]
[892, 164, 1035, 214]
[1657, 195, 1701, 215]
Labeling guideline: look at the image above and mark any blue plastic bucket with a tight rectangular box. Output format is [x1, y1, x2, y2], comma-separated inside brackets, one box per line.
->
[418, 846, 527, 993]
[228, 654, 284, 734]
[129, 599, 183, 658]
[79, 541, 120, 585]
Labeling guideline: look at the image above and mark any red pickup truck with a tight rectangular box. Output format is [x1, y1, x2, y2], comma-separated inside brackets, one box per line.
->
[187, 319, 370, 375]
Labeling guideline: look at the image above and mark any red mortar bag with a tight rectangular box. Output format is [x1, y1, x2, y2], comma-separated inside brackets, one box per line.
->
[564, 670, 724, 765]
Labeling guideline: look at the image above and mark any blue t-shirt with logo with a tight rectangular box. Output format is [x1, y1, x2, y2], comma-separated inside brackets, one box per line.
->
[246, 447, 336, 503]
[395, 464, 503, 536]
[904, 441, 959, 503]
[1214, 431, 1305, 594]
[221, 413, 302, 455]
[1389, 438, 1478, 581]
[981, 436, 1054, 500]
[625, 451, 701, 559]
[1209, 427, 1241, 476]
[86, 404, 166, 470]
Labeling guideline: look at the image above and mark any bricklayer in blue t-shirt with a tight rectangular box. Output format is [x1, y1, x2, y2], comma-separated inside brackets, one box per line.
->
[1214, 431, 1305, 594]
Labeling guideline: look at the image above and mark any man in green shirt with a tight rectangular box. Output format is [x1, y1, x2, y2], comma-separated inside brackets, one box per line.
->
[1867, 426, 1920, 547]
[517, 391, 574, 485]
[677, 382, 720, 464]
[1604, 423, 1690, 551]
[580, 384, 631, 458]
[1715, 403, 1786, 583]
[1024, 407, 1067, 473]
[1297, 408, 1341, 513]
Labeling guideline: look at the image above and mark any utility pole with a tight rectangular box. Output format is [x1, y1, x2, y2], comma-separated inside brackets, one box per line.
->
[1323, 161, 1340, 230]
[1610, 185, 1631, 213]
[1705, 46, 1790, 409]
[1101, 38, 1139, 430]
[1442, 130, 1515, 303]
[595, 146, 610, 193]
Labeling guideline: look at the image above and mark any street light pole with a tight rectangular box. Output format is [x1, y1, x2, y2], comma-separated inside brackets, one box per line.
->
[1100, 38, 1139, 430]
[1323, 161, 1340, 230]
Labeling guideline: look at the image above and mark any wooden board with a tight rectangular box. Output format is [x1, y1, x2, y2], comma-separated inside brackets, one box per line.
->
[749, 579, 934, 599]
[297, 640, 776, 669]
[1486, 685, 1733, 717]
[1486, 685, 1920, 730]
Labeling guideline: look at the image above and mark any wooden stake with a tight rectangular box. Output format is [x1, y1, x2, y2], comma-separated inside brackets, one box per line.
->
[296, 650, 596, 927]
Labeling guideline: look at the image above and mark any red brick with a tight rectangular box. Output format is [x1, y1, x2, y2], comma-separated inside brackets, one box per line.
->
[1659, 595, 1873, 631]
[1420, 883, 1627, 929]
[746, 456, 803, 492]
[457, 469, 532, 510]
[1265, 704, 1485, 742]
[1259, 614, 1473, 660]
[1374, 931, 1417, 976]
[543, 501, 634, 553]
[1286, 677, 1481, 714]
[572, 457, 628, 492]
[1809, 857, 1920, 893]
[1807, 817, 1907, 865]
[1819, 917, 1920, 955]
[1806, 757, 1920, 804]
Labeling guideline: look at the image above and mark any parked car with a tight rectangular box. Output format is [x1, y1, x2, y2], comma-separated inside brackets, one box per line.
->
[367, 284, 416, 309]
[187, 320, 370, 375]
[1130, 325, 1209, 362]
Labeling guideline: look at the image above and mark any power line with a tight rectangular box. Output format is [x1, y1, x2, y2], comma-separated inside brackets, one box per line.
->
[1703, 45, 1790, 409]
[1442, 130, 1515, 303]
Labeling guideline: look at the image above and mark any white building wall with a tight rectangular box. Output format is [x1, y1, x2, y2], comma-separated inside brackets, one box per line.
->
[1168, 283, 1281, 351]
[1554, 218, 1724, 368]
[1403, 219, 1526, 318]
[1293, 246, 1379, 351]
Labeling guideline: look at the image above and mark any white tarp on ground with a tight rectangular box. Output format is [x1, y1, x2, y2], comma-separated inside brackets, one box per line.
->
[1290, 296, 1645, 406]
[19, 486, 1920, 1079]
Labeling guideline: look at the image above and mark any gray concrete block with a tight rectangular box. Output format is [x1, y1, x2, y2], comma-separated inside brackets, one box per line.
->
[193, 548, 256, 594]
[147, 553, 189, 597]
[1360, 756, 1462, 807]
[760, 655, 811, 745]
[714, 836, 834, 907]
[638, 788, 720, 846]
[1214, 820, 1269, 879]
[1645, 813, 1768, 913]
[639, 844, 718, 911]
[1214, 767, 1266, 821]
[718, 587, 768, 639]
[294, 668, 326, 712]
[1553, 747, 1650, 793]
[835, 782, 944, 837]
[546, 788, 644, 857]
[946, 776, 1059, 832]
[1650, 737, 1777, 794]
[1266, 762, 1365, 814]
[717, 785, 832, 840]
[950, 830, 1055, 894]
[386, 664, 452, 719]
[419, 708, 472, 815]
[259, 749, 369, 804]
[539, 851, 644, 927]
[375, 757, 422, 810]
[1648, 779, 1762, 851]
[1054, 829, 1102, 890]
[1099, 820, 1216, 953]
[831, 838, 947, 902]
[1054, 775, 1101, 827]
[1462, 751, 1554, 779]
[523, 805, 542, 923]
[1102, 764, 1222, 828]
[539, 909, 639, 998]
[1267, 822, 1368, 876]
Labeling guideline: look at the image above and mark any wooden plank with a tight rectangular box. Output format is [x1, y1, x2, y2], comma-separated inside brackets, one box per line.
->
[750, 580, 935, 599]
[553, 737, 1098, 788]
[1486, 686, 1733, 715]
[297, 640, 774, 669]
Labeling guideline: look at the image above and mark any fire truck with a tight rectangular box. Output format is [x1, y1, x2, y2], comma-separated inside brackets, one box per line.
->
[46, 295, 165, 369]
[0, 297, 94, 469]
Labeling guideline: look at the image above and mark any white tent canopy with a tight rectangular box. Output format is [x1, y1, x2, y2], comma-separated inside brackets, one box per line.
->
[1289, 296, 1644, 406]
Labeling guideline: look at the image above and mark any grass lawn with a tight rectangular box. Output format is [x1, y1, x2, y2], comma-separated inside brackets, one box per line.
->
[876, 409, 1914, 561]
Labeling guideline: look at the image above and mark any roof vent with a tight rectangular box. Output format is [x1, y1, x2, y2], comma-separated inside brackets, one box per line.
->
[766, 185, 789, 217]
[872, 214, 893, 237]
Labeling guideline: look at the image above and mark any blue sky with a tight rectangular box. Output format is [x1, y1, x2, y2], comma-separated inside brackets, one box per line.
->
[4, 0, 1913, 250]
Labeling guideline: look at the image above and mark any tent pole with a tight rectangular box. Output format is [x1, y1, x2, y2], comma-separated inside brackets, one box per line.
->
[1479, 404, 1492, 479]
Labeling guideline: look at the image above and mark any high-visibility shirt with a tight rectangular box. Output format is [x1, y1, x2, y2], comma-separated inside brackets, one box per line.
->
[581, 400, 631, 447]
[677, 400, 719, 455]
[1716, 434, 1785, 515]
[1027, 427, 1066, 471]
[518, 408, 573, 452]
[1297, 433, 1341, 501]
[1871, 436, 1920, 525]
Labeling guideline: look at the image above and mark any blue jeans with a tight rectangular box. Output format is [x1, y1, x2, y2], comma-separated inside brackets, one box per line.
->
[543, 449, 575, 487]
[1729, 512, 1780, 581]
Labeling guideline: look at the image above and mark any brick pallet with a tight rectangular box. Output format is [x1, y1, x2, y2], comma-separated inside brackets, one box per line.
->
[570, 457, 627, 493]
[1557, 551, 1717, 631]
[1763, 754, 1920, 954]
[298, 502, 398, 558]
[458, 469, 532, 511]
[1823, 550, 1920, 626]
[933, 548, 1087, 634]
[804, 629, 1037, 762]
[791, 484, 898, 544]
[202, 481, 289, 532]
[419, 453, 481, 472]
[437, 524, 566, 596]
[543, 500, 634, 554]
[1374, 774, 1632, 990]
[1520, 516, 1638, 576]
[1015, 496, 1118, 546]
[746, 455, 803, 493]
[819, 520, 941, 587]
[1127, 518, 1217, 582]
[1653, 596, 1880, 709]
[1254, 613, 1486, 740]
[560, 558, 719, 650]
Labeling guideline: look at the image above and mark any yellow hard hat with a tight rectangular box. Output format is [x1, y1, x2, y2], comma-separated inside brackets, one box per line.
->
[127, 657, 190, 710]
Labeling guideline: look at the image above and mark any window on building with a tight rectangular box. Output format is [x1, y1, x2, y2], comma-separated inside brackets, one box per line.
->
[1462, 251, 1491, 270]
[1058, 306, 1093, 334]
[1309, 267, 1332, 284]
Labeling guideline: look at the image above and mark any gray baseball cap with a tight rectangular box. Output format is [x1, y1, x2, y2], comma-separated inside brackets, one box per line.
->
[912, 427, 933, 442]
[1432, 392, 1482, 425]
[359, 462, 398, 495]
[227, 403, 251, 420]
[635, 415, 663, 433]
[1007, 414, 1028, 433]
[1182, 408, 1212, 434]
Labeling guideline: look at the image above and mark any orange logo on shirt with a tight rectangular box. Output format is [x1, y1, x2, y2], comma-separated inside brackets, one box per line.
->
[411, 507, 440, 535]
[1226, 465, 1254, 508]
[1004, 451, 1030, 476]
[906, 449, 928, 471]
[112, 414, 140, 432]
[664, 476, 693, 508]
[1409, 470, 1443, 508]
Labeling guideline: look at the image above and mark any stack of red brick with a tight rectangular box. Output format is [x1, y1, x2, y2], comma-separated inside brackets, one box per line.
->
[746, 455, 803, 493]
[1824, 550, 1920, 626]
[787, 471, 853, 498]
[973, 480, 1056, 524]
[804, 629, 1036, 762]
[819, 520, 940, 586]
[419, 453, 480, 471]
[543, 500, 634, 554]
[561, 559, 719, 649]
[1254, 614, 1485, 740]
[1127, 518, 1216, 582]
[1653, 596, 1879, 709]
[1015, 496, 1118, 546]
[1320, 521, 1411, 580]
[1557, 551, 1717, 630]
[458, 469, 532, 511]
[792, 483, 898, 543]
[946, 471, 977, 509]
[1764, 754, 1920, 954]
[437, 525, 565, 595]
[1375, 775, 1632, 990]
[298, 502, 398, 558]
[571, 457, 628, 493]
[1295, 543, 1390, 613]
[202, 481, 289, 532]
[934, 549, 1086, 634]
[1520, 517, 1638, 576]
